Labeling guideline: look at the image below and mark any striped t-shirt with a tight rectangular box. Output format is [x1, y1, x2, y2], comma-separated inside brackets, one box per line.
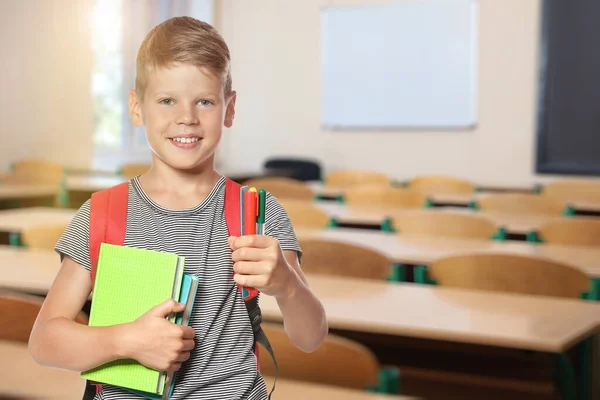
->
[55, 176, 301, 400]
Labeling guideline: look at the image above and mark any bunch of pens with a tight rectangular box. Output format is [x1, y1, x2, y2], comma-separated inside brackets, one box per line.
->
[240, 186, 266, 298]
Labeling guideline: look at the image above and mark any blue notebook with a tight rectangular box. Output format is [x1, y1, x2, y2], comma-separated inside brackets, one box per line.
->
[125, 273, 199, 399]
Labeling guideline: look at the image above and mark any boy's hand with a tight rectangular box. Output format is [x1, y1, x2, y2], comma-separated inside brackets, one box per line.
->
[229, 235, 300, 299]
[124, 299, 195, 372]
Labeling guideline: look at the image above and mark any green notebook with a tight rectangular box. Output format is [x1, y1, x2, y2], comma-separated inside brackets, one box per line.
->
[81, 243, 185, 395]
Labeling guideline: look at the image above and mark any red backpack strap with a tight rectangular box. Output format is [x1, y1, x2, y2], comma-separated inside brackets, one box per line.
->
[87, 182, 129, 397]
[89, 182, 129, 288]
[224, 178, 277, 398]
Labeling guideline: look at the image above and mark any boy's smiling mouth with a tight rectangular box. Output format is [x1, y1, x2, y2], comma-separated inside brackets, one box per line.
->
[169, 134, 202, 148]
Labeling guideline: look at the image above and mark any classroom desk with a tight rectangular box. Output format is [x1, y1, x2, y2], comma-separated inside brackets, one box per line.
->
[0, 340, 85, 400]
[4, 243, 599, 353]
[0, 341, 414, 400]
[317, 202, 564, 235]
[66, 175, 127, 192]
[260, 274, 600, 353]
[308, 182, 600, 213]
[0, 246, 60, 294]
[262, 377, 418, 400]
[295, 228, 600, 278]
[0, 207, 75, 234]
[0, 184, 58, 200]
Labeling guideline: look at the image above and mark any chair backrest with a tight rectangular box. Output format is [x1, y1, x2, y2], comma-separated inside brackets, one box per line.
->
[537, 218, 600, 247]
[426, 253, 591, 299]
[4, 159, 64, 186]
[391, 210, 498, 240]
[543, 179, 600, 202]
[325, 170, 391, 188]
[259, 322, 380, 390]
[344, 185, 428, 208]
[298, 238, 392, 280]
[0, 290, 88, 343]
[21, 224, 68, 250]
[279, 200, 330, 229]
[477, 193, 568, 216]
[242, 177, 314, 201]
[409, 175, 475, 195]
[120, 163, 150, 179]
[264, 158, 322, 181]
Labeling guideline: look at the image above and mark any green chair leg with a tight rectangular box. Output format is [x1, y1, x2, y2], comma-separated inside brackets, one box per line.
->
[9, 232, 22, 246]
[577, 337, 594, 400]
[414, 265, 436, 285]
[380, 219, 394, 232]
[491, 227, 507, 241]
[554, 352, 577, 400]
[387, 264, 406, 282]
[366, 366, 401, 394]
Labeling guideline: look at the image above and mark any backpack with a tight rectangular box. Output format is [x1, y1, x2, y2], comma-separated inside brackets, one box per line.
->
[84, 177, 277, 399]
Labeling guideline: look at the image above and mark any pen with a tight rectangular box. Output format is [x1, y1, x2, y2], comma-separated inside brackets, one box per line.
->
[244, 188, 258, 235]
[257, 189, 266, 235]
[239, 186, 248, 235]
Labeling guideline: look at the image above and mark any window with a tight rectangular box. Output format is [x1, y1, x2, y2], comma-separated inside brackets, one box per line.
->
[91, 0, 214, 171]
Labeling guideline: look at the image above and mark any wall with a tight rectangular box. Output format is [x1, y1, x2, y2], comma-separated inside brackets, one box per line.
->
[0, 0, 93, 171]
[216, 0, 552, 187]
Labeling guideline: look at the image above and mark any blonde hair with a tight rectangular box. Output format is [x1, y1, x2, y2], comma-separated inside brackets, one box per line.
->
[135, 17, 232, 101]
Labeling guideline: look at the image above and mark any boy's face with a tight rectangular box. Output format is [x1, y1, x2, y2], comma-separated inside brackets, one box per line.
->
[128, 63, 235, 172]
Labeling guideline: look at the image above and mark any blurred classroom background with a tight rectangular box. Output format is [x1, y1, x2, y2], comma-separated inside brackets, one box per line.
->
[2, 0, 600, 399]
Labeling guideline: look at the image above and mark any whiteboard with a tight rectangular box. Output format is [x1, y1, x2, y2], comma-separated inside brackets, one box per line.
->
[320, 0, 478, 129]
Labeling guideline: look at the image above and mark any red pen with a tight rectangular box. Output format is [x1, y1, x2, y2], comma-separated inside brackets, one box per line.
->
[244, 189, 258, 235]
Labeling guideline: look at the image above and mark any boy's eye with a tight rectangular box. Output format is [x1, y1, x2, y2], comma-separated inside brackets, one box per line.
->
[160, 98, 174, 105]
[197, 99, 213, 107]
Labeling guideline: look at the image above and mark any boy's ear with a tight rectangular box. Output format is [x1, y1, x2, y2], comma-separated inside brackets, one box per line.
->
[224, 91, 237, 128]
[128, 89, 144, 127]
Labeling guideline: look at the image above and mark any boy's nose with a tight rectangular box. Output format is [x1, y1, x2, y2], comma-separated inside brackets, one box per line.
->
[176, 108, 199, 125]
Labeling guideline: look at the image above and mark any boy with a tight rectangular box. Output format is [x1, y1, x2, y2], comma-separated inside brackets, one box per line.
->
[28, 16, 328, 400]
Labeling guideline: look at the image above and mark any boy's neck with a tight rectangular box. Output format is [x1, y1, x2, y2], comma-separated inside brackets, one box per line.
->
[137, 158, 222, 209]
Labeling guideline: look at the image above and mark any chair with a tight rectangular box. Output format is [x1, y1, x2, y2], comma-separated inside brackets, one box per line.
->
[258, 323, 398, 393]
[242, 177, 314, 201]
[542, 179, 600, 202]
[344, 185, 429, 208]
[391, 210, 499, 240]
[416, 253, 592, 299]
[20, 224, 68, 250]
[0, 290, 88, 343]
[325, 170, 391, 189]
[534, 218, 600, 247]
[4, 159, 65, 186]
[279, 200, 330, 229]
[298, 238, 393, 280]
[120, 163, 150, 179]
[264, 157, 322, 181]
[476, 193, 569, 216]
[408, 175, 475, 195]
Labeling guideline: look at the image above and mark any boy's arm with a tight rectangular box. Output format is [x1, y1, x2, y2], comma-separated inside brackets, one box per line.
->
[28, 256, 130, 371]
[275, 250, 328, 353]
[229, 235, 327, 353]
[29, 256, 194, 372]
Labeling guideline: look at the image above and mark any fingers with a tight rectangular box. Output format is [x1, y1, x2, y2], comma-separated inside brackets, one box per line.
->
[167, 362, 182, 372]
[231, 246, 264, 262]
[229, 235, 273, 250]
[150, 299, 185, 317]
[233, 273, 269, 289]
[181, 325, 196, 339]
[233, 261, 270, 275]
[181, 339, 195, 351]
[176, 351, 191, 363]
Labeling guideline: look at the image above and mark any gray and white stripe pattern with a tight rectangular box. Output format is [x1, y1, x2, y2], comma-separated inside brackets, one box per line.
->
[55, 176, 301, 400]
